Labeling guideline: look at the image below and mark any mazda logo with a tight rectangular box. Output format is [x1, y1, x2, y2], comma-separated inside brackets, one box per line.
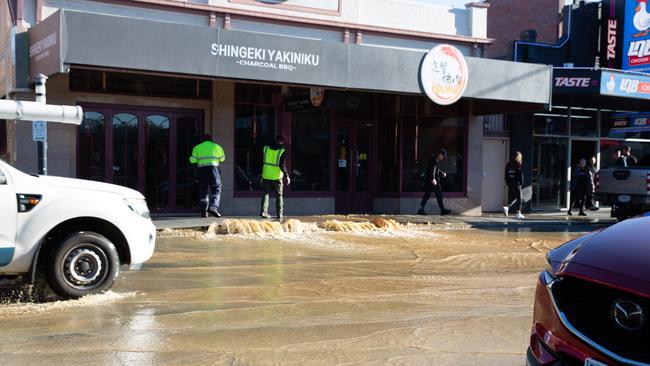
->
[612, 299, 645, 331]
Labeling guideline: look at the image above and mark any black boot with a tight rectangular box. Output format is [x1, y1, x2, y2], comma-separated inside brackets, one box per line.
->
[417, 208, 427, 215]
[440, 208, 451, 216]
[208, 208, 221, 218]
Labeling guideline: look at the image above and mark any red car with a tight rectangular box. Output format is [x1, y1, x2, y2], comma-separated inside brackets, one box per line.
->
[528, 214, 650, 366]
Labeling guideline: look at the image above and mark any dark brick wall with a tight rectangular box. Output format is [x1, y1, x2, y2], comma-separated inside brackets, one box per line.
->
[486, 0, 564, 60]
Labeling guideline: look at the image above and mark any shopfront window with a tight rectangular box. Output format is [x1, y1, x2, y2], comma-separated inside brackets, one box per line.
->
[401, 116, 465, 193]
[570, 110, 598, 137]
[291, 111, 331, 191]
[234, 84, 279, 191]
[533, 114, 568, 135]
[78, 112, 106, 181]
[377, 115, 400, 193]
[234, 105, 276, 191]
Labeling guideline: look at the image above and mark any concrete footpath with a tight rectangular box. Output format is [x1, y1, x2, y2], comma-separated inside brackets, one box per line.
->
[153, 208, 616, 232]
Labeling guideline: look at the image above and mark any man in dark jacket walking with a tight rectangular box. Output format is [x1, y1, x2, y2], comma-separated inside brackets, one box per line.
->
[417, 149, 451, 216]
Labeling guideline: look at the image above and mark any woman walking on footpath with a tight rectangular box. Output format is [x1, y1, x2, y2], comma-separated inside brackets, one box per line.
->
[503, 151, 525, 219]
[568, 158, 594, 216]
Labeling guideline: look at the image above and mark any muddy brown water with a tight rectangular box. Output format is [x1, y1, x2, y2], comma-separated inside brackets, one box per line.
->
[0, 224, 578, 365]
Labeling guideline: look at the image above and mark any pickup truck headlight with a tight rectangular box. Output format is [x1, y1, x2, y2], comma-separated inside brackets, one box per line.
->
[124, 198, 150, 219]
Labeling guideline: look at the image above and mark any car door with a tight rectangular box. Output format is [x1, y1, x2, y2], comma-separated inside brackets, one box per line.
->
[0, 165, 17, 267]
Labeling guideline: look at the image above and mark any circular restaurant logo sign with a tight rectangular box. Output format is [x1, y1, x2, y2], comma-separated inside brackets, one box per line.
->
[310, 87, 325, 107]
[420, 44, 469, 105]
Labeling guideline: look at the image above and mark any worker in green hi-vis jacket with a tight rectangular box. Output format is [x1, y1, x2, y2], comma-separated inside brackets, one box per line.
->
[260, 135, 290, 221]
[189, 134, 225, 218]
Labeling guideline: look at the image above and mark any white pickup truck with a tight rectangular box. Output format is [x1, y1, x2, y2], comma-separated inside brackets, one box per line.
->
[596, 164, 650, 221]
[0, 159, 156, 299]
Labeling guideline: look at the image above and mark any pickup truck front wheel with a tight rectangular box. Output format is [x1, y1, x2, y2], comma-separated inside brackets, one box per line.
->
[47, 232, 120, 299]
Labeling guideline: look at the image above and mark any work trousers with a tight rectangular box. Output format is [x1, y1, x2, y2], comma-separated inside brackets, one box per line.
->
[261, 179, 284, 217]
[420, 182, 445, 211]
[198, 166, 221, 213]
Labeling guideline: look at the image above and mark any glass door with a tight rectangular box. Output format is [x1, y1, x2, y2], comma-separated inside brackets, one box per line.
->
[532, 137, 568, 209]
[335, 122, 373, 214]
[78, 105, 204, 213]
[111, 112, 140, 190]
[145, 114, 171, 211]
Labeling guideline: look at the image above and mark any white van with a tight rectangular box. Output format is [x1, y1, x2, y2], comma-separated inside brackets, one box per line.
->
[0, 159, 155, 299]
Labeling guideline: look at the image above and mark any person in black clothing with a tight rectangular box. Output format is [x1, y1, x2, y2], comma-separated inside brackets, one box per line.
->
[615, 149, 627, 167]
[503, 151, 525, 219]
[568, 158, 594, 216]
[622, 146, 638, 166]
[417, 149, 451, 216]
[585, 155, 599, 211]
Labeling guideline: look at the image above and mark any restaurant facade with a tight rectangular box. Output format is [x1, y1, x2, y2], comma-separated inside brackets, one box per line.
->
[1, 0, 552, 215]
[492, 0, 650, 211]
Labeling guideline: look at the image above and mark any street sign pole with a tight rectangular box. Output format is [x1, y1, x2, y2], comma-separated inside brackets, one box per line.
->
[33, 74, 48, 175]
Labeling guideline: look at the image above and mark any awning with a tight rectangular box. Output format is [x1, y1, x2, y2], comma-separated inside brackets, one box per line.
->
[552, 68, 650, 110]
[29, 10, 553, 112]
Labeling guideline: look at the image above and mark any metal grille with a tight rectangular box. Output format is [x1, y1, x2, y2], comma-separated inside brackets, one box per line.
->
[483, 114, 509, 137]
[553, 276, 650, 363]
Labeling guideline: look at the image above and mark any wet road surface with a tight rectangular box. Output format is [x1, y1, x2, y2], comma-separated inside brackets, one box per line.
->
[0, 223, 583, 365]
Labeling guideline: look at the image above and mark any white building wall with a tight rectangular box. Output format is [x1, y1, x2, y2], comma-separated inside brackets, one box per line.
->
[211, 0, 478, 38]
[358, 0, 469, 36]
[362, 33, 473, 53]
[229, 18, 343, 42]
[36, 0, 488, 53]
[42, 0, 214, 27]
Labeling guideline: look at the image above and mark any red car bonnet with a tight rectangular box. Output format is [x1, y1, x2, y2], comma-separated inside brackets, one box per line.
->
[558, 216, 650, 297]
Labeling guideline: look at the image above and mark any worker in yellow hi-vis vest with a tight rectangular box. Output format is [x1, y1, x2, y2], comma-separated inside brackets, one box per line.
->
[189, 134, 225, 218]
[260, 135, 290, 221]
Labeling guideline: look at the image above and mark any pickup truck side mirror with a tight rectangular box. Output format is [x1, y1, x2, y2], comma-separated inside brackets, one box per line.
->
[0, 173, 6, 185]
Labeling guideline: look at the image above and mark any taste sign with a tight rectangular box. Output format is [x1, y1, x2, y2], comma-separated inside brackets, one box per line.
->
[555, 77, 592, 87]
[552, 69, 600, 94]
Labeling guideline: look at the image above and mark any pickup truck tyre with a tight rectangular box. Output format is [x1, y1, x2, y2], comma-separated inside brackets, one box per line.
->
[46, 232, 120, 299]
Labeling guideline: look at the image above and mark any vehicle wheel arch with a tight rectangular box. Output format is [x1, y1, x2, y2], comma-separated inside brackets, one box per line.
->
[28, 217, 131, 284]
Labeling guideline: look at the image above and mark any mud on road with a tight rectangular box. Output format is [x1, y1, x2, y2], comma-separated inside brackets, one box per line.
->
[0, 221, 581, 365]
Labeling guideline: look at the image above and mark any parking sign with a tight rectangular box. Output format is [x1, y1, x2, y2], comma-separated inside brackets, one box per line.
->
[32, 120, 47, 142]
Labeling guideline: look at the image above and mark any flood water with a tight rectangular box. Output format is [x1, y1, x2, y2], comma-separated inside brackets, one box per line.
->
[0, 222, 581, 365]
